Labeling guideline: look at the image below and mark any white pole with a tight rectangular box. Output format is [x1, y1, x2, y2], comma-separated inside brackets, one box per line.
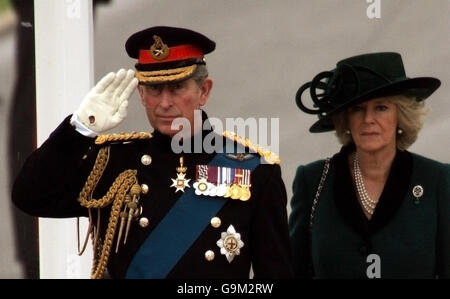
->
[34, 0, 94, 278]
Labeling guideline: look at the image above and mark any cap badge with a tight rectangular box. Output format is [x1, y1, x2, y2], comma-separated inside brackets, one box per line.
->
[150, 35, 170, 60]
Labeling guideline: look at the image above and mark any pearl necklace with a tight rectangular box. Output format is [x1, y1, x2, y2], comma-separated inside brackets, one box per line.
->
[353, 153, 378, 215]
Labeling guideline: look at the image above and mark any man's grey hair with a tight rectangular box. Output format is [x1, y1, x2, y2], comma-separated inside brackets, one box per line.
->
[192, 64, 209, 87]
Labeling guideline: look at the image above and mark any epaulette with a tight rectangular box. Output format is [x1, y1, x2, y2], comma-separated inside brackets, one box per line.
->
[222, 131, 281, 165]
[95, 132, 153, 145]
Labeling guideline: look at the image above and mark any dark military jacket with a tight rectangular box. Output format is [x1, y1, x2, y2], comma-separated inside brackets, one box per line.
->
[289, 144, 450, 279]
[13, 115, 293, 279]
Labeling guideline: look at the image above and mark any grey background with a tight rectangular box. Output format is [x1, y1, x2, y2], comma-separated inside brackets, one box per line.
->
[0, 0, 448, 278]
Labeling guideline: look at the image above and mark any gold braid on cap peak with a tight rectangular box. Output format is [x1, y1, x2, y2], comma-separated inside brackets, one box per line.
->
[222, 131, 281, 165]
[136, 65, 197, 83]
[95, 132, 153, 145]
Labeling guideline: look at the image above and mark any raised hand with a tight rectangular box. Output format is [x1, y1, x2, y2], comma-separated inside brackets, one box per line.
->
[75, 69, 139, 133]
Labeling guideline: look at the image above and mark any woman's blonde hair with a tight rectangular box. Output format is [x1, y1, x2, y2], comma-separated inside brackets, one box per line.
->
[333, 95, 430, 150]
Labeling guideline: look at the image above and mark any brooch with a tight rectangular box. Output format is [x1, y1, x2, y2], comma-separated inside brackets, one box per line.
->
[412, 185, 424, 204]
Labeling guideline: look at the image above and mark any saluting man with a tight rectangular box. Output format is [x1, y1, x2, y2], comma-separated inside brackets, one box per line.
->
[12, 26, 292, 279]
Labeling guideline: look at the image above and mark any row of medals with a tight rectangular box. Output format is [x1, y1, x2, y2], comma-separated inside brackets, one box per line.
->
[195, 178, 251, 201]
[171, 157, 251, 201]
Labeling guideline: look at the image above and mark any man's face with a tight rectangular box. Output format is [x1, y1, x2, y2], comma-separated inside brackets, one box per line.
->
[138, 77, 213, 136]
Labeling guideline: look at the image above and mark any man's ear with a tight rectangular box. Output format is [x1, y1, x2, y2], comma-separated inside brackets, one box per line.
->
[199, 78, 213, 106]
[137, 84, 146, 107]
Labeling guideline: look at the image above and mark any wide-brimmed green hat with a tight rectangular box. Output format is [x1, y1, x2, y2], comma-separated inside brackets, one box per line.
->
[296, 52, 441, 133]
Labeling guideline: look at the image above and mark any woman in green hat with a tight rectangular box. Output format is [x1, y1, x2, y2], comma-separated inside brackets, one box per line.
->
[289, 52, 449, 278]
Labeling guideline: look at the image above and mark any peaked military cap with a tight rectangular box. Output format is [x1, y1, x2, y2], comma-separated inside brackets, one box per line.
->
[295, 52, 441, 133]
[125, 26, 216, 85]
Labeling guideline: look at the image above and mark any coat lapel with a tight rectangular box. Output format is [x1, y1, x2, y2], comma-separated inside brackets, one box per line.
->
[333, 145, 413, 237]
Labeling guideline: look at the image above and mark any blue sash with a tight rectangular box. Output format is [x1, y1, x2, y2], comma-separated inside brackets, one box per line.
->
[125, 152, 260, 278]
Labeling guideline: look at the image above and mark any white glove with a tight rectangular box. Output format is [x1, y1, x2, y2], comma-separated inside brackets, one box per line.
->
[74, 69, 138, 133]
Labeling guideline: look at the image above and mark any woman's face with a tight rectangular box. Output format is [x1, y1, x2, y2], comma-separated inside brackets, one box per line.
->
[347, 97, 398, 153]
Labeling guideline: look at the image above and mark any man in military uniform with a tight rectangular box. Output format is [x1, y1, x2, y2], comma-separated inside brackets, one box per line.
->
[12, 26, 292, 279]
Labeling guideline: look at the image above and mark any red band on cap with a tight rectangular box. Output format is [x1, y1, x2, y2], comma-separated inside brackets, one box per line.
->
[139, 45, 204, 64]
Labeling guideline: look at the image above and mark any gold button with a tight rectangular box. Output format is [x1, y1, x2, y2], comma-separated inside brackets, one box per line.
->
[205, 250, 215, 261]
[141, 184, 149, 194]
[210, 217, 221, 228]
[139, 217, 149, 228]
[141, 155, 152, 166]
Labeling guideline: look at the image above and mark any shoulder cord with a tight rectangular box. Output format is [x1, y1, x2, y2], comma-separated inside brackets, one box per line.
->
[309, 157, 331, 232]
[77, 145, 138, 279]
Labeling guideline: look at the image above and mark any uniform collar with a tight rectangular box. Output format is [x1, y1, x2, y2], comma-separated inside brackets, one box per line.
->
[332, 144, 412, 237]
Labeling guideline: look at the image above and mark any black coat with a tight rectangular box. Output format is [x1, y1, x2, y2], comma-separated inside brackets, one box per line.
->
[12, 116, 293, 279]
[289, 145, 450, 278]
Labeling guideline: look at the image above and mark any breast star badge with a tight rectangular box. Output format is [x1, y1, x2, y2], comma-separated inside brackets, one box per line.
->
[216, 225, 244, 263]
[170, 156, 190, 193]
